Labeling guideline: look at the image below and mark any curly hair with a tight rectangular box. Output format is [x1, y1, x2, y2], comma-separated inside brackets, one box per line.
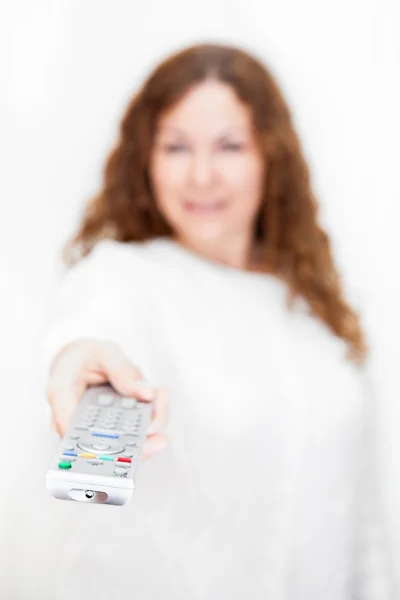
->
[63, 42, 368, 366]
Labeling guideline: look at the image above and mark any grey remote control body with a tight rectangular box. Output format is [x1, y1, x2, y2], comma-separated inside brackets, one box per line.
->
[46, 383, 152, 505]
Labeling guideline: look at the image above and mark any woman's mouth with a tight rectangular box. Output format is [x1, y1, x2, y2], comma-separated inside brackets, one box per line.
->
[183, 200, 227, 214]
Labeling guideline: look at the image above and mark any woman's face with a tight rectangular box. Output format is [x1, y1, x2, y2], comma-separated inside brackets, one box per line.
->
[149, 80, 264, 249]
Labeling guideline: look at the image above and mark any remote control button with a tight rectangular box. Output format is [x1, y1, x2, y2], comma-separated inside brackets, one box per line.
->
[77, 441, 125, 455]
[80, 452, 96, 458]
[87, 459, 103, 466]
[121, 397, 136, 409]
[114, 462, 129, 468]
[99, 455, 114, 461]
[117, 457, 131, 463]
[76, 426, 88, 431]
[97, 394, 113, 406]
[63, 446, 75, 451]
[58, 461, 72, 469]
[126, 440, 138, 446]
[63, 451, 77, 457]
[91, 432, 119, 439]
[123, 452, 133, 457]
[113, 467, 127, 476]
[69, 435, 79, 440]
[121, 415, 137, 424]
[91, 443, 111, 451]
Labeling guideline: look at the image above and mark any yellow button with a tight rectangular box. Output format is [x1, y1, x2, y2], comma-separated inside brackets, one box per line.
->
[80, 452, 96, 458]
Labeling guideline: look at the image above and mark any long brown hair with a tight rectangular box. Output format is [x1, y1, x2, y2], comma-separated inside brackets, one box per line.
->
[63, 42, 367, 365]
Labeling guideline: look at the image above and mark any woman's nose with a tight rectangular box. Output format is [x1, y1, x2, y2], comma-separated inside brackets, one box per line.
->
[188, 151, 215, 187]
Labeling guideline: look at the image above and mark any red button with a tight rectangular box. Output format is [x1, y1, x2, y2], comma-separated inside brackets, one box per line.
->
[117, 457, 131, 463]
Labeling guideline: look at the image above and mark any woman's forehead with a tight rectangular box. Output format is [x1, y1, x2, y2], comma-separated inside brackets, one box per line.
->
[156, 82, 253, 136]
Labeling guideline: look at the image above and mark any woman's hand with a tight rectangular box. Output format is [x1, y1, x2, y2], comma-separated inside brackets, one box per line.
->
[46, 338, 168, 461]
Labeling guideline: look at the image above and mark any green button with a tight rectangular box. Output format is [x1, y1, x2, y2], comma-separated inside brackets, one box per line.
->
[99, 455, 114, 461]
[58, 461, 72, 469]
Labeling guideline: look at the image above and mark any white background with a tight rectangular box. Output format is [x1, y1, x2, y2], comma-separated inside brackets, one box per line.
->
[0, 0, 399, 596]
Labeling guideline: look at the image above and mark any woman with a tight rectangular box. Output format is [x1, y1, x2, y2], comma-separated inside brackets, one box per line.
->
[42, 43, 393, 599]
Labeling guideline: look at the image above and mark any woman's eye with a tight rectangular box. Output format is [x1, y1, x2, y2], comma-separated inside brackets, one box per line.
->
[220, 142, 244, 151]
[164, 144, 188, 153]
[161, 142, 245, 153]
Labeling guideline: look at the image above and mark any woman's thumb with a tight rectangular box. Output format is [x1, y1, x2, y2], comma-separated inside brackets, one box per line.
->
[98, 341, 156, 401]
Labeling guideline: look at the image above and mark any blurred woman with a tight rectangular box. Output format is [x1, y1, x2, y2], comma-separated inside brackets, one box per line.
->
[42, 43, 394, 599]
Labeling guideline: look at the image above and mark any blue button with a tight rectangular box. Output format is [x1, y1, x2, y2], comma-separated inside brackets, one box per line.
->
[91, 432, 119, 439]
[63, 451, 77, 456]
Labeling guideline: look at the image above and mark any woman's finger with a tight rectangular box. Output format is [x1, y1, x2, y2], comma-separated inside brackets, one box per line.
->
[51, 414, 60, 435]
[147, 387, 169, 435]
[141, 433, 168, 461]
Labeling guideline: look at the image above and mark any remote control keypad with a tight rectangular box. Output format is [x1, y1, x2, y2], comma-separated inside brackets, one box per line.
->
[55, 389, 149, 478]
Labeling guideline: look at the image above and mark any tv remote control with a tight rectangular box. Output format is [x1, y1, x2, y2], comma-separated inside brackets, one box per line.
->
[46, 383, 153, 505]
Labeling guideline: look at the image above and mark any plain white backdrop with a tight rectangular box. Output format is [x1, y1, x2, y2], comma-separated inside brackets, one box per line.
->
[0, 0, 399, 595]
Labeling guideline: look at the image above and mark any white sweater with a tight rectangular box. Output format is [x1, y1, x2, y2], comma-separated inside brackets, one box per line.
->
[41, 237, 394, 600]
